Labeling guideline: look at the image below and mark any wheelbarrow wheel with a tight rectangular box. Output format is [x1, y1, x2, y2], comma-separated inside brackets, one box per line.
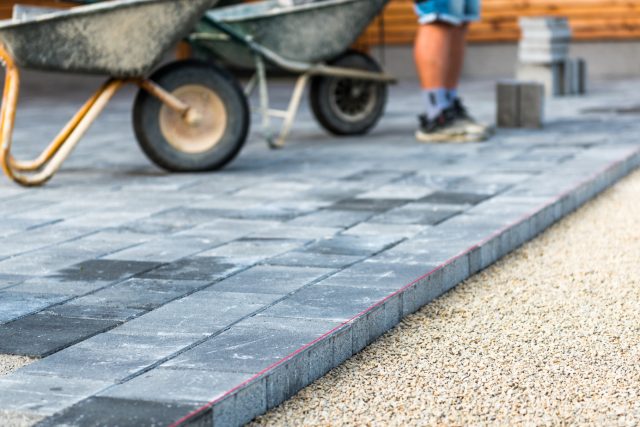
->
[133, 60, 249, 172]
[310, 50, 387, 136]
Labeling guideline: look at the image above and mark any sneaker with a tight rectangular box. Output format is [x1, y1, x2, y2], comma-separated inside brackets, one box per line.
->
[415, 108, 486, 143]
[451, 98, 493, 137]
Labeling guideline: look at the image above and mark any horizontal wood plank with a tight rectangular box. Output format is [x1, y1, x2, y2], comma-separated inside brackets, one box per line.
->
[361, 0, 640, 45]
[2, 0, 638, 45]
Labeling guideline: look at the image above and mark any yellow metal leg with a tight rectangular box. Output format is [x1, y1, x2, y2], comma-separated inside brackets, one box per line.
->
[9, 88, 104, 173]
[0, 44, 124, 187]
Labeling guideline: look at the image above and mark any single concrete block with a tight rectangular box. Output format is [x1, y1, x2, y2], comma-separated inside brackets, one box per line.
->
[98, 368, 250, 406]
[264, 355, 306, 410]
[0, 292, 67, 325]
[560, 58, 584, 96]
[401, 283, 418, 317]
[235, 379, 267, 426]
[37, 397, 201, 427]
[440, 255, 471, 293]
[578, 58, 588, 94]
[570, 59, 581, 95]
[497, 81, 520, 128]
[383, 295, 403, 332]
[351, 315, 370, 355]
[507, 219, 533, 251]
[212, 395, 236, 426]
[304, 338, 334, 384]
[367, 304, 386, 343]
[0, 373, 111, 417]
[282, 354, 306, 399]
[332, 325, 353, 367]
[0, 314, 119, 357]
[265, 366, 289, 410]
[413, 267, 445, 308]
[519, 83, 545, 128]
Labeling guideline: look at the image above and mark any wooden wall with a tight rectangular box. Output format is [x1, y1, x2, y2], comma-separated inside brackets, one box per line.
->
[3, 0, 640, 44]
[361, 0, 640, 45]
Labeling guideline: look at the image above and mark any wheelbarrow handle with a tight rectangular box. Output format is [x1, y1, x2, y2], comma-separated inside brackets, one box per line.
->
[0, 43, 125, 186]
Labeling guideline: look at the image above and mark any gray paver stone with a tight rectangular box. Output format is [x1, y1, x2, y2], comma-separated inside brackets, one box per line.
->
[209, 265, 332, 295]
[0, 291, 67, 324]
[139, 258, 240, 282]
[164, 326, 321, 374]
[0, 374, 111, 416]
[331, 324, 354, 367]
[21, 333, 197, 382]
[37, 397, 201, 427]
[0, 314, 119, 357]
[235, 378, 267, 426]
[98, 367, 252, 405]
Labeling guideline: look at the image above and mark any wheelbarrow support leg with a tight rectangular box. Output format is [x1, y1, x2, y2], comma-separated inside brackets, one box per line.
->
[255, 55, 276, 147]
[252, 55, 309, 149]
[270, 73, 309, 149]
[0, 44, 124, 186]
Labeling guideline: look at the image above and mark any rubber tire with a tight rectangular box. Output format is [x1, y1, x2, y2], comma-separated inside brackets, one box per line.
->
[133, 60, 249, 172]
[309, 51, 388, 136]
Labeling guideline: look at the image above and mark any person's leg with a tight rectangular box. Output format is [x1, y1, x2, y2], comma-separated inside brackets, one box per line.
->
[414, 22, 456, 120]
[414, 22, 456, 90]
[413, 0, 487, 142]
[445, 23, 469, 100]
[445, 21, 492, 136]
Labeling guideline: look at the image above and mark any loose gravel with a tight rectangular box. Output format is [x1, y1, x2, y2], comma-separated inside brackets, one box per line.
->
[253, 169, 640, 426]
[0, 355, 32, 377]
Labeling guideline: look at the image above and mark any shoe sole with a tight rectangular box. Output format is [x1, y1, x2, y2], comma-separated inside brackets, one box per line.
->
[415, 131, 489, 144]
[454, 120, 495, 137]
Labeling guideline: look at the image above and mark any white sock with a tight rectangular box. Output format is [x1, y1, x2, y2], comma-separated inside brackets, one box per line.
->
[422, 88, 450, 120]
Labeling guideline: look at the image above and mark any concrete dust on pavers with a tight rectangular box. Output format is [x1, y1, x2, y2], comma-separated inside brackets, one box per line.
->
[253, 169, 640, 426]
[0, 355, 41, 427]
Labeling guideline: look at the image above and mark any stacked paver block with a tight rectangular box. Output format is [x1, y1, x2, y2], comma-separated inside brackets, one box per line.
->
[517, 17, 587, 97]
[497, 81, 545, 129]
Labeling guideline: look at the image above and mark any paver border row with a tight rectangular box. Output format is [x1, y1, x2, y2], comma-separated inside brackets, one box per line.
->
[169, 147, 640, 427]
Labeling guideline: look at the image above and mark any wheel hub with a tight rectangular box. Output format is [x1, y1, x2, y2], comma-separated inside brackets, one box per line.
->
[330, 78, 377, 122]
[159, 85, 227, 154]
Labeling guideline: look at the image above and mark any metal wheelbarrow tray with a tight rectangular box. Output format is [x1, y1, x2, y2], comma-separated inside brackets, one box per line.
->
[0, 0, 251, 186]
[189, 0, 395, 148]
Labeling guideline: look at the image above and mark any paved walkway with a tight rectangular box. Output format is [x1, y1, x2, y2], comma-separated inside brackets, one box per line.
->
[0, 73, 638, 426]
[252, 168, 640, 426]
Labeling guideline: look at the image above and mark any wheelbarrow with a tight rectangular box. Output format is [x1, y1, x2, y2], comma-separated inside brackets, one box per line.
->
[188, 0, 396, 149]
[0, 0, 251, 186]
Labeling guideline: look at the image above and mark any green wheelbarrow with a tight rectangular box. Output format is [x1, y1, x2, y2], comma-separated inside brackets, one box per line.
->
[189, 0, 396, 149]
[0, 0, 250, 186]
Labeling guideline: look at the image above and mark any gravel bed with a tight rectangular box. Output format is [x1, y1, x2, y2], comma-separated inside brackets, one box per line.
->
[0, 355, 32, 377]
[253, 169, 640, 426]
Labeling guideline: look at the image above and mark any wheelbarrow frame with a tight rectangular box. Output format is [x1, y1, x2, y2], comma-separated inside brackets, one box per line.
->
[0, 0, 217, 186]
[0, 45, 200, 186]
[189, 9, 396, 149]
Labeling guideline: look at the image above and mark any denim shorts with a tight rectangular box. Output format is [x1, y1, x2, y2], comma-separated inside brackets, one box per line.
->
[414, 0, 481, 25]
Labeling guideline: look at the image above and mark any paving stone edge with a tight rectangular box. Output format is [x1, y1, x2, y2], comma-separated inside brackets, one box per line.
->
[51, 148, 640, 427]
[167, 148, 640, 427]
